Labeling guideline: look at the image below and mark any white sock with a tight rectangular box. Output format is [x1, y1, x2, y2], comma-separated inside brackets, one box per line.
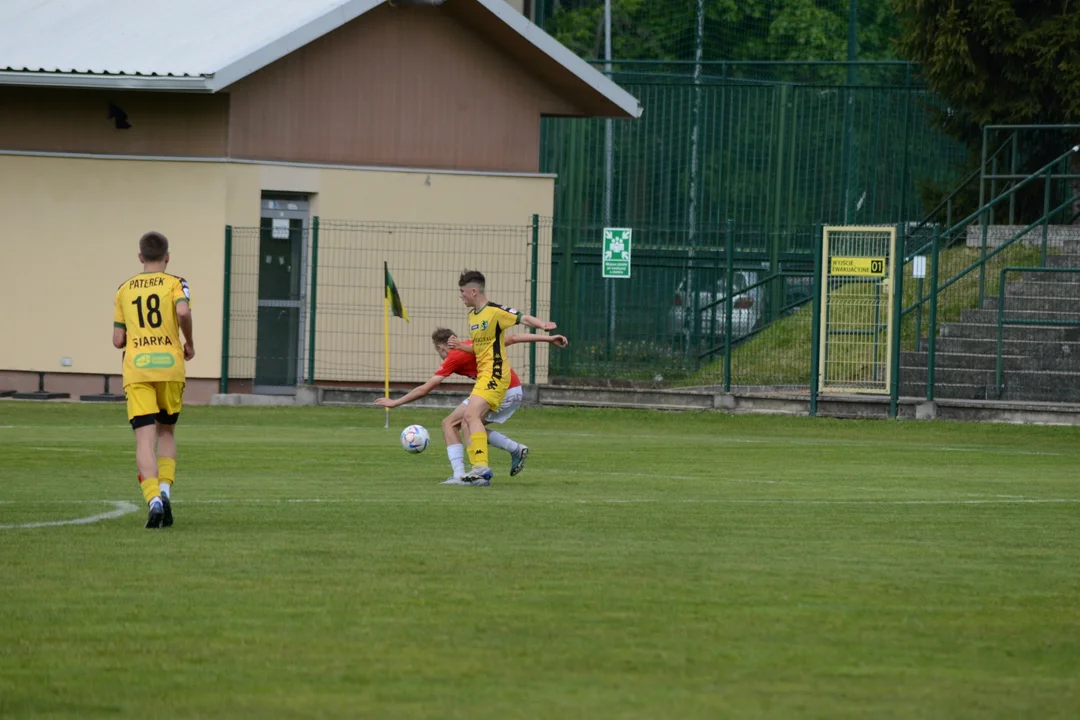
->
[159, 483, 171, 499]
[447, 444, 466, 478]
[486, 431, 520, 455]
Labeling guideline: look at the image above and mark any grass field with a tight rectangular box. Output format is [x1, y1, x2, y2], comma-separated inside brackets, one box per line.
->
[2, 401, 1079, 719]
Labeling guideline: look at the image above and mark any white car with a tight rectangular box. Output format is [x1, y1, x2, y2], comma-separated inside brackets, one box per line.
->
[670, 270, 765, 343]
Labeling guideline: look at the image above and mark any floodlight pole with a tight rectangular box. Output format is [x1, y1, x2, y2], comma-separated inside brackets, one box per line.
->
[686, 0, 704, 358]
[841, 0, 857, 223]
[604, 0, 615, 350]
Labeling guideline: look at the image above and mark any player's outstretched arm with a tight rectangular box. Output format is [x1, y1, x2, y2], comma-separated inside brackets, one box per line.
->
[375, 375, 446, 409]
[506, 334, 568, 349]
[520, 315, 557, 332]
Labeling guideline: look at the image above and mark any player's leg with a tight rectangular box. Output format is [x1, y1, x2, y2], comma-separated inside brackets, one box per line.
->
[460, 382, 502, 485]
[154, 382, 184, 527]
[481, 387, 528, 476]
[439, 402, 469, 483]
[126, 383, 164, 528]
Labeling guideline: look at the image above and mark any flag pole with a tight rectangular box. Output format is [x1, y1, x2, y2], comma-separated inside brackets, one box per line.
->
[384, 264, 391, 429]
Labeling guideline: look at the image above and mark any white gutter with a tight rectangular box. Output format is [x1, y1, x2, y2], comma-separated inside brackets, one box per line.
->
[0, 71, 212, 92]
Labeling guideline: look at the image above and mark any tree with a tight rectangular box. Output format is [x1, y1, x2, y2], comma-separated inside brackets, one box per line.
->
[893, 0, 1080, 142]
[541, 0, 901, 64]
[893, 0, 1080, 221]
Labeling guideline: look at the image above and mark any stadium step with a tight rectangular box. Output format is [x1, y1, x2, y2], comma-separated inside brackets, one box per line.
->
[901, 351, 1080, 373]
[979, 295, 1080, 313]
[1001, 280, 1080, 298]
[961, 307, 1080, 324]
[928, 336, 1080, 358]
[939, 322, 1080, 342]
[1046, 252, 1080, 269]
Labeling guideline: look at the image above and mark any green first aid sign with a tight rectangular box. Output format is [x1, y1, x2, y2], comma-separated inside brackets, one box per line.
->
[602, 228, 632, 279]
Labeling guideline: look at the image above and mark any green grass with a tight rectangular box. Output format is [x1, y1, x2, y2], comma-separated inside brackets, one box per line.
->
[2, 401, 1080, 718]
[682, 242, 1046, 388]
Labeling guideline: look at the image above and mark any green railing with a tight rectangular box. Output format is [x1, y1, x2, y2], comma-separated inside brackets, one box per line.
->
[995, 267, 1080, 398]
[889, 141, 1080, 410]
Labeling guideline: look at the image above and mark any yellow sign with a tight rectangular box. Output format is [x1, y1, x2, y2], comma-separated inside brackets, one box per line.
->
[830, 256, 886, 277]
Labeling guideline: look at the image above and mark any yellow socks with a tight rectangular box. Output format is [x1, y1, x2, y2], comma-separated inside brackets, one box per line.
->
[158, 457, 176, 497]
[139, 475, 161, 507]
[469, 431, 490, 468]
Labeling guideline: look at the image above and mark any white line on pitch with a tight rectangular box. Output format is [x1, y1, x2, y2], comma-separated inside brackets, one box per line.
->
[5, 497, 1078, 508]
[0, 501, 140, 530]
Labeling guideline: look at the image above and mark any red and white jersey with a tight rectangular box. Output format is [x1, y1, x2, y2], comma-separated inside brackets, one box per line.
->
[435, 340, 521, 388]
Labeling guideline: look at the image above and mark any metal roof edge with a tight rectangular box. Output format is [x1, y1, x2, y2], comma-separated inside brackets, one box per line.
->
[206, 0, 385, 91]
[0, 71, 212, 92]
[0, 149, 559, 178]
[473, 0, 643, 119]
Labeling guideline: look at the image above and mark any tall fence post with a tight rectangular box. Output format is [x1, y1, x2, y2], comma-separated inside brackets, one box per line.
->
[809, 223, 824, 417]
[1042, 166, 1052, 266]
[888, 224, 906, 418]
[529, 214, 539, 386]
[995, 267, 1007, 398]
[307, 217, 320, 385]
[722, 220, 735, 392]
[926, 231, 940, 401]
[219, 225, 232, 395]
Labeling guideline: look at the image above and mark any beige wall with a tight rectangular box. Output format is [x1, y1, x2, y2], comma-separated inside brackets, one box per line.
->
[1, 154, 554, 388]
[0, 155, 227, 381]
[227, 166, 556, 386]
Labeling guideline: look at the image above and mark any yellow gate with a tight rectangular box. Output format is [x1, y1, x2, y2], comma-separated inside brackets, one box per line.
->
[818, 225, 897, 394]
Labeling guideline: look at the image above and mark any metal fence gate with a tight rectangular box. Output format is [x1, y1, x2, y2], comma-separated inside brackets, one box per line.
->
[819, 225, 897, 394]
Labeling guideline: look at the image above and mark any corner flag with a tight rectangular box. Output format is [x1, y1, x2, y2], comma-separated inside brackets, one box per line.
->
[383, 263, 408, 428]
[385, 263, 409, 322]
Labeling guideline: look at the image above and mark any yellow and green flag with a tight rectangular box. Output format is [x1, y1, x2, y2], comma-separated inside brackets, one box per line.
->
[384, 262, 409, 322]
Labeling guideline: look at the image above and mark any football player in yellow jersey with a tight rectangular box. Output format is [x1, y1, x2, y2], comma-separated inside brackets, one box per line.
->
[112, 231, 195, 528]
[456, 269, 556, 486]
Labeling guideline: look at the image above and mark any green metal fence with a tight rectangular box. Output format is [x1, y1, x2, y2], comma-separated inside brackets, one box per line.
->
[994, 267, 1080, 400]
[541, 67, 966, 234]
[221, 218, 552, 392]
[547, 218, 817, 387]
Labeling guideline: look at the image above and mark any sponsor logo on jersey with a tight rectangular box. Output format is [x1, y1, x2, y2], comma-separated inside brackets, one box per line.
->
[133, 353, 175, 369]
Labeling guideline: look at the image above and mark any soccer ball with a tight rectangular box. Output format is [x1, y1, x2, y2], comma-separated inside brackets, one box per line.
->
[400, 424, 430, 454]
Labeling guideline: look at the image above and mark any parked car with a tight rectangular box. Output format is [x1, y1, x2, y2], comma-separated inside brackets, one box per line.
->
[669, 270, 765, 343]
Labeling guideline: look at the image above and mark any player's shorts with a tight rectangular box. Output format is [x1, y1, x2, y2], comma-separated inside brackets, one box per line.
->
[468, 375, 510, 416]
[125, 381, 185, 428]
[462, 385, 522, 424]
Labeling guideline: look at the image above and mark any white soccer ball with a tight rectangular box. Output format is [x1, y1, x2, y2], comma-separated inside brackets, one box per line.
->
[400, 424, 430, 454]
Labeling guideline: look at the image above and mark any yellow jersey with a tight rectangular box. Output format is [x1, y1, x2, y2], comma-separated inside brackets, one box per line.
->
[467, 302, 522, 381]
[114, 272, 190, 386]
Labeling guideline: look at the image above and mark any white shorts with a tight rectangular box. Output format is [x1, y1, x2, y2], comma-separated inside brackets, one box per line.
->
[462, 385, 523, 424]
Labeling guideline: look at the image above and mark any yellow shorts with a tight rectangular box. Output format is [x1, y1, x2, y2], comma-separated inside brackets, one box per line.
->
[470, 376, 509, 413]
[125, 381, 185, 423]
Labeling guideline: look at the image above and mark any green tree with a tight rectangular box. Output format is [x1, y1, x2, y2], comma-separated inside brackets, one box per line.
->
[893, 0, 1080, 142]
[540, 0, 901, 63]
[893, 0, 1080, 220]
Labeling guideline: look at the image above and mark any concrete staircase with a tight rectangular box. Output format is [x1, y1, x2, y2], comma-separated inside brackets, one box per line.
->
[900, 239, 1080, 402]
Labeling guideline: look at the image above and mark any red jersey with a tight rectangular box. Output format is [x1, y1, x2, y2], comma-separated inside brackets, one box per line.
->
[436, 341, 521, 388]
